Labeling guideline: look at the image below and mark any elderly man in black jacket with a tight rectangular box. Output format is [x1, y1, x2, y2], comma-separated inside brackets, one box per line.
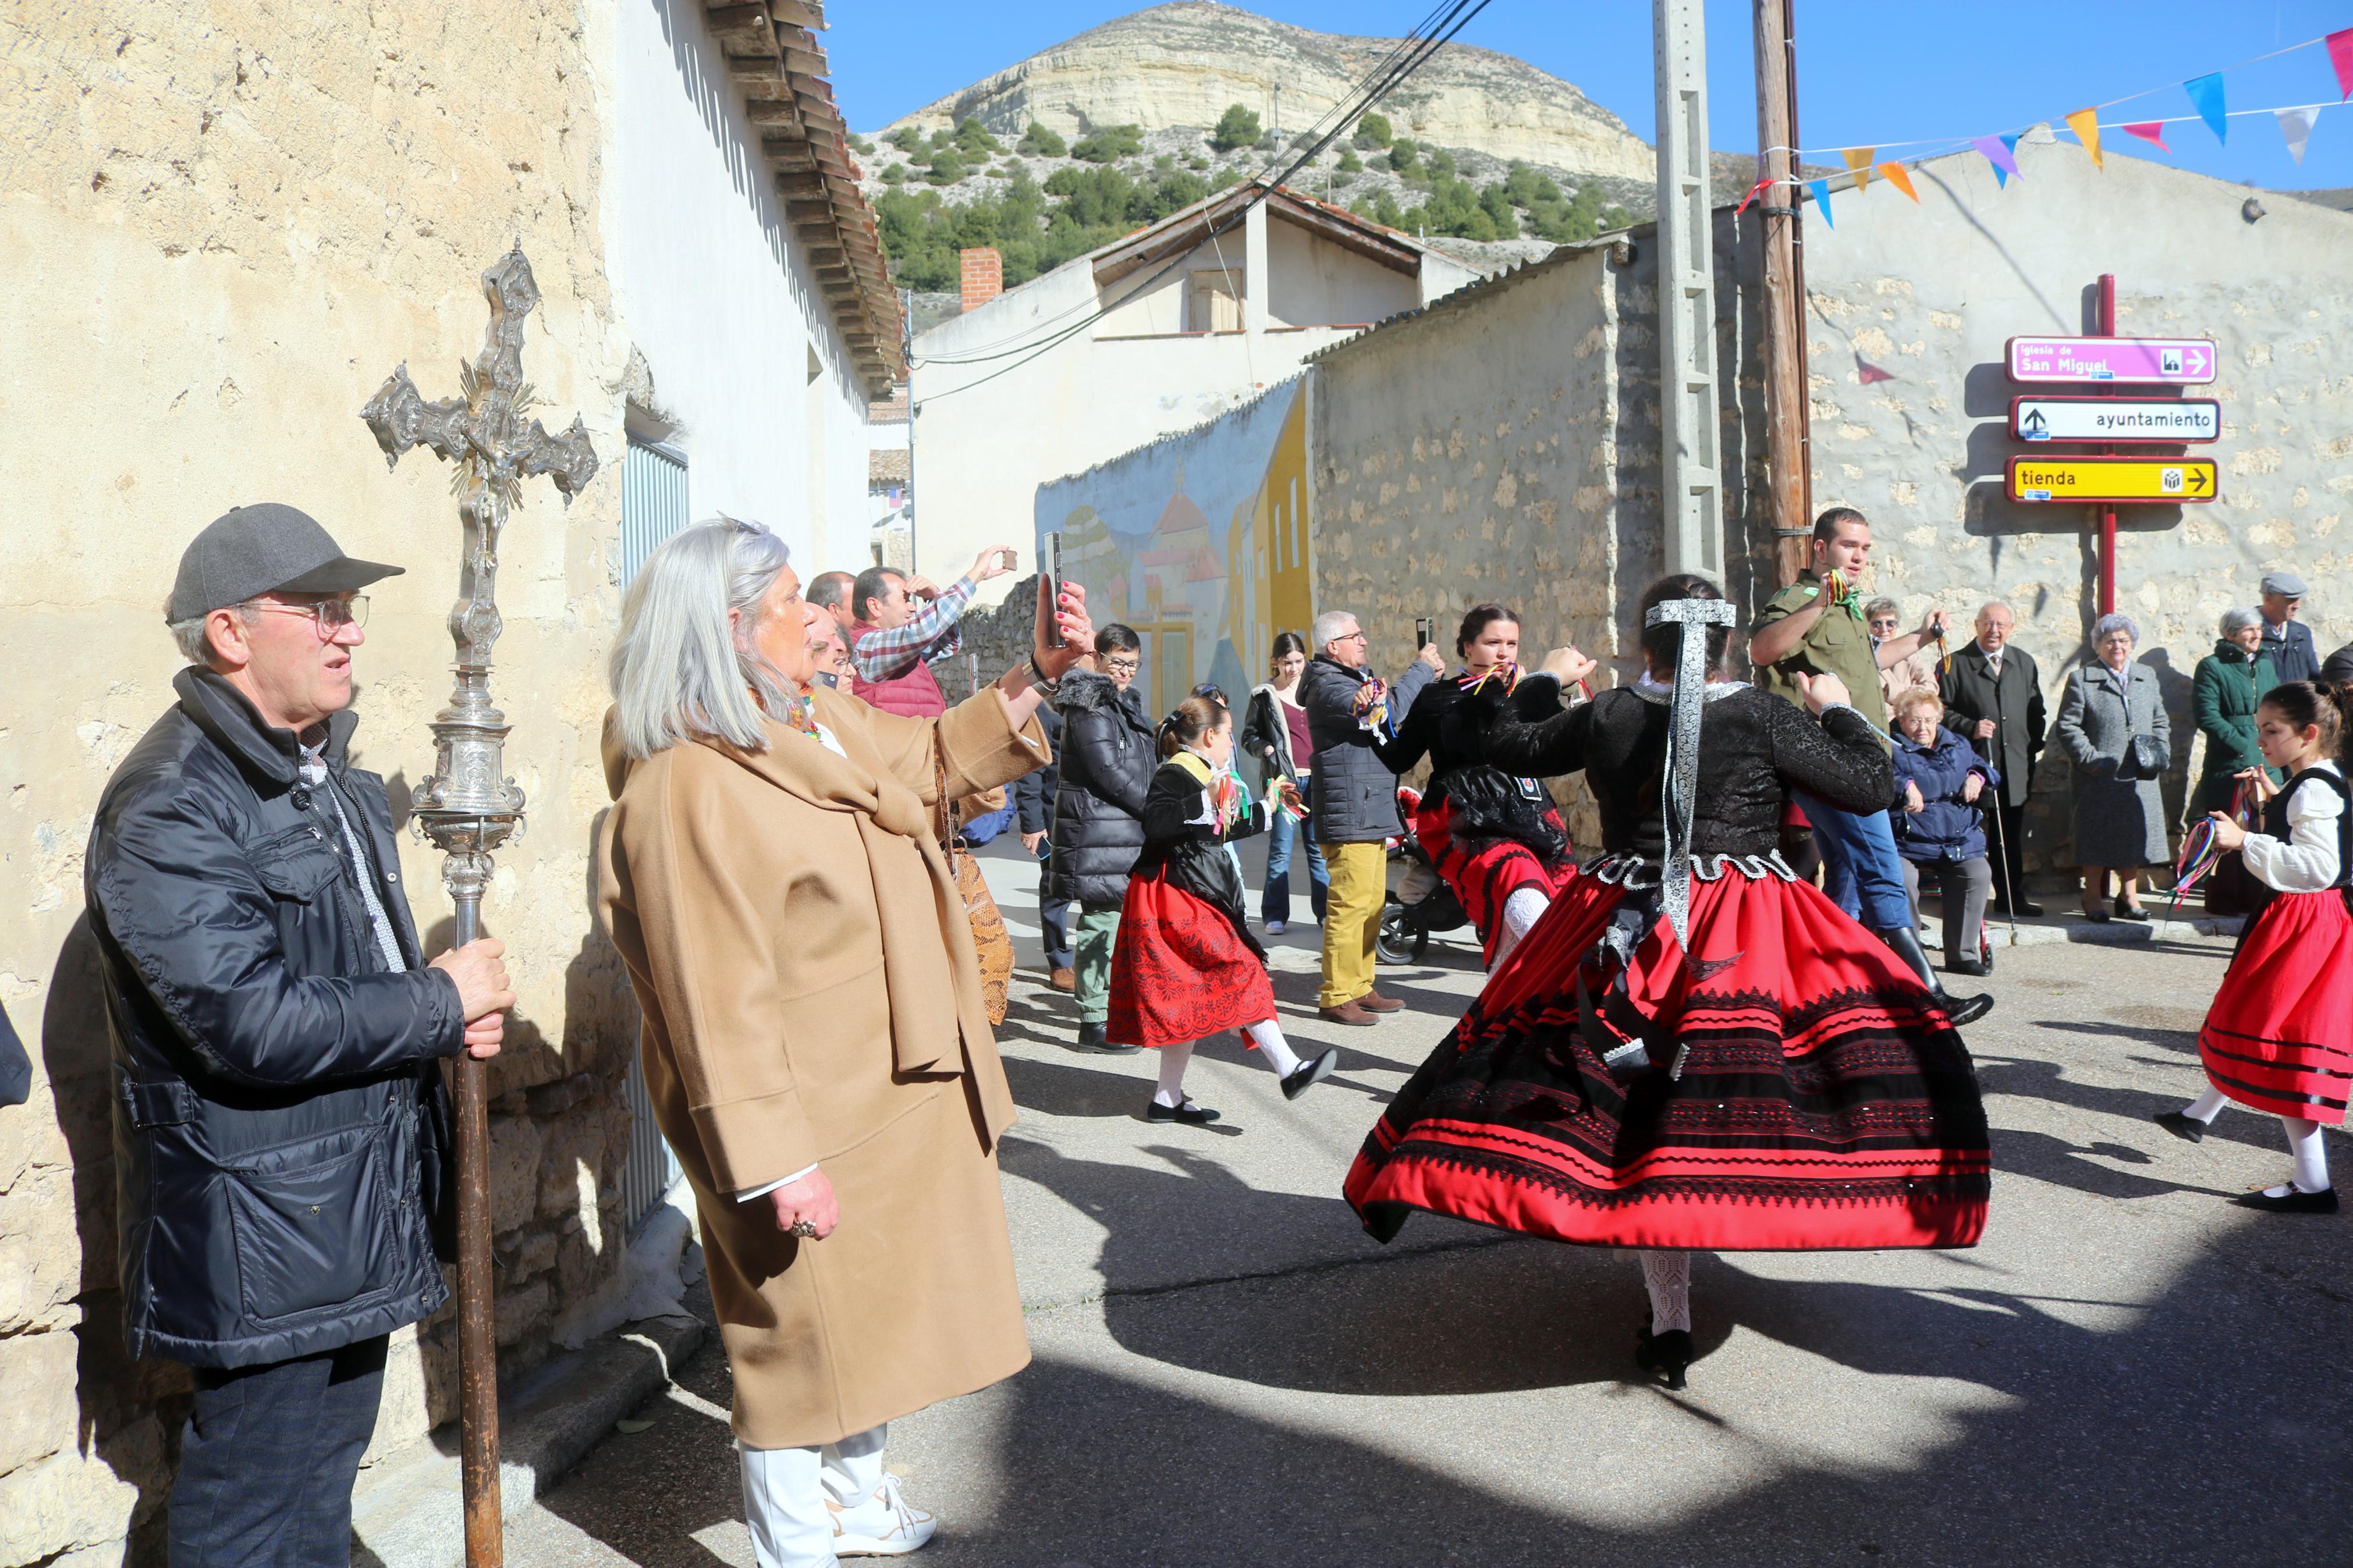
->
[87, 505, 513, 1567]
[1937, 600, 2048, 916]
[1301, 609, 1442, 1025]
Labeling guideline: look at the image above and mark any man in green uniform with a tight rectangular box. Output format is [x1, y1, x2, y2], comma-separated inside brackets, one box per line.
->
[1751, 506, 1991, 1024]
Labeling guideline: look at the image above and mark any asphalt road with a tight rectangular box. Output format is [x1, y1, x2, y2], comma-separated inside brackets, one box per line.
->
[506, 840, 2353, 1567]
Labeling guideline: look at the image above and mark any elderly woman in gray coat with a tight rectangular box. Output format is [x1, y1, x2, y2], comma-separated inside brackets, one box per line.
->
[2053, 613, 2173, 922]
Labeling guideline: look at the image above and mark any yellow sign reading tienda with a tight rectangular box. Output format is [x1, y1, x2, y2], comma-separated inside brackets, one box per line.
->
[2006, 457, 2220, 504]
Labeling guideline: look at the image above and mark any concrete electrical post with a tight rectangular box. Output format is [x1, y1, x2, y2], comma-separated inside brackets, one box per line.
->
[1653, 0, 1723, 578]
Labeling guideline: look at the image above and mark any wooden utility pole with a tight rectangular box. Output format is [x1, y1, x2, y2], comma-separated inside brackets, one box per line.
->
[1754, 0, 1812, 587]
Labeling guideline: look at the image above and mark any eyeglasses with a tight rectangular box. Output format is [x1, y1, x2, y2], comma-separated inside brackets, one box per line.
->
[1102, 659, 1141, 676]
[1337, 631, 1368, 643]
[246, 596, 368, 637]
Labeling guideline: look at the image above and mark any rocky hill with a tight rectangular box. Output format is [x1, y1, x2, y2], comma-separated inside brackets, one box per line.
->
[879, 2, 1655, 186]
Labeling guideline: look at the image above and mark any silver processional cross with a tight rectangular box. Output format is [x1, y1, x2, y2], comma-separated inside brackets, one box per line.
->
[359, 244, 598, 1568]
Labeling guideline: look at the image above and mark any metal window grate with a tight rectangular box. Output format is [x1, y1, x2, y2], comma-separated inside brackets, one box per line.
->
[618, 435, 688, 1233]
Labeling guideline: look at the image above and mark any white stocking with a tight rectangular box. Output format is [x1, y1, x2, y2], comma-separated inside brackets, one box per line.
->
[1492, 887, 1550, 970]
[2184, 1087, 2230, 1123]
[737, 1441, 834, 1568]
[818, 1423, 886, 1510]
[1242, 1018, 1303, 1079]
[1153, 1039, 1196, 1107]
[2280, 1116, 2331, 1194]
[1638, 1249, 1692, 1334]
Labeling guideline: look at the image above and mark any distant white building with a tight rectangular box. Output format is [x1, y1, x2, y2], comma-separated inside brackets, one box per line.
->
[910, 183, 1478, 596]
[867, 387, 913, 569]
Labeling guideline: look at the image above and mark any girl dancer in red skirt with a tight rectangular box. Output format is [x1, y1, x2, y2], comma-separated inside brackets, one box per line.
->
[1372, 605, 1595, 970]
[1343, 574, 1991, 1391]
[2155, 679, 2353, 1211]
[1109, 695, 1339, 1125]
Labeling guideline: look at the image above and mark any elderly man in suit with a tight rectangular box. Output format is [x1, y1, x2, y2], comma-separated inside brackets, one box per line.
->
[1939, 600, 2047, 916]
[2258, 569, 2320, 685]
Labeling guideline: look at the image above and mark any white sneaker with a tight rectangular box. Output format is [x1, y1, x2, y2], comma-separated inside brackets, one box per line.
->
[829, 1474, 937, 1556]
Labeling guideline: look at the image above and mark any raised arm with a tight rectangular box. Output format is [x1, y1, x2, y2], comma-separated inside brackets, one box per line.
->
[1485, 675, 1600, 780]
[1765, 695, 1895, 815]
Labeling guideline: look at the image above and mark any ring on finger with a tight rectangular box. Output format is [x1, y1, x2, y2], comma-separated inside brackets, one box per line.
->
[789, 1218, 818, 1239]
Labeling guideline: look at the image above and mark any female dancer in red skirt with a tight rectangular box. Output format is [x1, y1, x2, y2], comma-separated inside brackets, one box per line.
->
[1372, 605, 1595, 970]
[2154, 679, 2352, 1211]
[1109, 695, 1339, 1125]
[1344, 574, 1991, 1390]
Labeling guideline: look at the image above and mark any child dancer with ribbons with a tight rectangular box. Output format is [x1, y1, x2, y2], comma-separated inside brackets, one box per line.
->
[2156, 680, 2353, 1211]
[1109, 695, 1339, 1125]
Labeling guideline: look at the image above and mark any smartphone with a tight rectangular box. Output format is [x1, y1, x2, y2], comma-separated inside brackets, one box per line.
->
[1038, 531, 1065, 649]
[1415, 616, 1434, 650]
[999, 546, 1019, 572]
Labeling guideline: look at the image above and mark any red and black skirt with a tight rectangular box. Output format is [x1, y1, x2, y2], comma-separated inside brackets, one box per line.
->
[1109, 872, 1278, 1048]
[1344, 856, 1992, 1251]
[2196, 889, 2353, 1125]
[1418, 797, 1577, 965]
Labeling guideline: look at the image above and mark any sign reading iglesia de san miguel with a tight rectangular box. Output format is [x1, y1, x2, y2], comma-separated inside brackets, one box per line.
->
[2002, 335, 2223, 505]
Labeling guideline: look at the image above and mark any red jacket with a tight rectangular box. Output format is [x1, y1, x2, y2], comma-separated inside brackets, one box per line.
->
[849, 620, 947, 717]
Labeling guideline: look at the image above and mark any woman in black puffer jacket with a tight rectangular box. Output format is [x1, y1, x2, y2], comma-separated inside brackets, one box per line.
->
[1051, 624, 1158, 1051]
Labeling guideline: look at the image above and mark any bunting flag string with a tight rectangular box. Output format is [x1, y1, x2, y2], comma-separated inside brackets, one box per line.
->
[1763, 23, 2350, 214]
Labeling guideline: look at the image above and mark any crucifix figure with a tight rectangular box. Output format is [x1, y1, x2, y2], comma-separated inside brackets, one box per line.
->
[359, 244, 598, 1568]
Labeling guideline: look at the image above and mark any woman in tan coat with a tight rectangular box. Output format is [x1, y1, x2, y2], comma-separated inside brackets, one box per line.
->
[597, 520, 1090, 1566]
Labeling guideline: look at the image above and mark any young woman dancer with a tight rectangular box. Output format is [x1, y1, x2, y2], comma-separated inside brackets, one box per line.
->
[1108, 695, 1339, 1125]
[1371, 604, 1595, 970]
[2155, 680, 2353, 1211]
[1343, 574, 1992, 1391]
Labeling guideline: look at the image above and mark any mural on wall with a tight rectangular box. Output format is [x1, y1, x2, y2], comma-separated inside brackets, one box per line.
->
[1036, 378, 1312, 720]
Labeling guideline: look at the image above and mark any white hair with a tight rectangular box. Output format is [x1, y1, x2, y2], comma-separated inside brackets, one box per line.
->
[1311, 609, 1358, 651]
[165, 595, 251, 667]
[2219, 606, 2261, 638]
[2092, 611, 2138, 645]
[608, 518, 796, 759]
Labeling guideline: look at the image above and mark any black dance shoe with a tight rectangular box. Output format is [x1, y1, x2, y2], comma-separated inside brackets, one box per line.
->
[2234, 1184, 2337, 1214]
[1281, 1049, 1339, 1101]
[2152, 1110, 2206, 1145]
[2113, 897, 2152, 923]
[1634, 1325, 1693, 1391]
[1145, 1097, 1222, 1126]
[1946, 955, 1993, 978]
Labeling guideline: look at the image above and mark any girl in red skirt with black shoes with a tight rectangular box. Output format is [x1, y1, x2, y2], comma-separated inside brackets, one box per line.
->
[1343, 573, 1992, 1391]
[1109, 695, 1340, 1126]
[2155, 680, 2353, 1211]
[1372, 604, 1594, 970]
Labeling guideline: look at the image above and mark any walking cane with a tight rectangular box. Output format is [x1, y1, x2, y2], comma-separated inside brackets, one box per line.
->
[1985, 790, 2022, 948]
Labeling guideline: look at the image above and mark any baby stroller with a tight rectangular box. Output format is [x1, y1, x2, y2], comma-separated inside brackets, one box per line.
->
[1378, 785, 1471, 963]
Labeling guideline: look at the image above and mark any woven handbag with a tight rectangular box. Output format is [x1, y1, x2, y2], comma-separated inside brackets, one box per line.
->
[936, 749, 1014, 1025]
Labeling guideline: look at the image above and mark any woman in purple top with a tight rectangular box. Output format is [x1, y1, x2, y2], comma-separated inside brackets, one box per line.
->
[1242, 632, 1329, 932]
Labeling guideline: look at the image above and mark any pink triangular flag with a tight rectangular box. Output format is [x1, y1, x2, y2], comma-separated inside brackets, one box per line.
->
[2123, 121, 2171, 152]
[2279, 106, 2319, 164]
[1855, 355, 1896, 385]
[2329, 27, 2353, 101]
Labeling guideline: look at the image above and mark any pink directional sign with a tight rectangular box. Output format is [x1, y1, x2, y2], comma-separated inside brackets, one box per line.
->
[2007, 336, 2217, 385]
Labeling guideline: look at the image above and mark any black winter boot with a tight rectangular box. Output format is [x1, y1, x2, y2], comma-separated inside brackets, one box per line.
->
[1877, 925, 1994, 1027]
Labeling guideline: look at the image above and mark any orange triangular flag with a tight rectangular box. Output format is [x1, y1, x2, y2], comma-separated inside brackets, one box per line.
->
[2064, 107, 2103, 168]
[1843, 147, 1875, 191]
[1876, 162, 1919, 202]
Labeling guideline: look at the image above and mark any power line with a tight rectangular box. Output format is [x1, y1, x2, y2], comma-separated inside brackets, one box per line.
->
[910, 0, 1493, 399]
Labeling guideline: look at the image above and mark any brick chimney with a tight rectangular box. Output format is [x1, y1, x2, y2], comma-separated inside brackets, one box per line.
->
[959, 247, 1003, 313]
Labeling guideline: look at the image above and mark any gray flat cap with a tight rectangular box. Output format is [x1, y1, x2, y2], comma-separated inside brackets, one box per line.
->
[2260, 570, 2309, 599]
[168, 503, 403, 622]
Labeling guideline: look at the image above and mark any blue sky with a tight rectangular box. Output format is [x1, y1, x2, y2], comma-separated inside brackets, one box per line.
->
[825, 1, 2353, 191]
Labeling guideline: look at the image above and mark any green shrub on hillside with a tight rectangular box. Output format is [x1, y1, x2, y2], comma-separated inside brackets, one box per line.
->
[886, 126, 924, 154]
[1017, 122, 1067, 157]
[849, 133, 875, 155]
[1354, 112, 1393, 148]
[1386, 143, 1419, 177]
[1211, 104, 1262, 152]
[1503, 160, 1561, 207]
[881, 163, 907, 184]
[1335, 146, 1362, 173]
[1072, 123, 1144, 162]
[954, 118, 1003, 155]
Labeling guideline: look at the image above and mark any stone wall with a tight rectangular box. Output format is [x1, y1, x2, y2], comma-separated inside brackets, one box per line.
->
[0, 6, 639, 1563]
[1305, 143, 2353, 877]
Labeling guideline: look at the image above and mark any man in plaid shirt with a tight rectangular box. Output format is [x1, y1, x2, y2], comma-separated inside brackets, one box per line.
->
[847, 546, 1018, 717]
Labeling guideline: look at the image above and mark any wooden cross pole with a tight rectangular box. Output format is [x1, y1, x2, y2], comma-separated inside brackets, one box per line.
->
[359, 246, 598, 1567]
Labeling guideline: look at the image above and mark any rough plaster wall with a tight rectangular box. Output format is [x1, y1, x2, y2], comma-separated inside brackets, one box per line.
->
[1791, 144, 2353, 870]
[0, 6, 641, 1563]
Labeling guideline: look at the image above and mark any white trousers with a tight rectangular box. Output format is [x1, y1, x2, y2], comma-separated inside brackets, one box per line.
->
[738, 1423, 886, 1568]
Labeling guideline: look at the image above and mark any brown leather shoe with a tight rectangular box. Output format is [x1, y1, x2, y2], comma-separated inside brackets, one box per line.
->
[1358, 991, 1406, 1013]
[1048, 967, 1076, 993]
[1318, 1001, 1379, 1026]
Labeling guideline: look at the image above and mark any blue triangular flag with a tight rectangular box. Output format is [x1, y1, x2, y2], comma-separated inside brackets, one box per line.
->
[1806, 177, 1833, 227]
[2185, 73, 2227, 144]
[1999, 133, 2023, 187]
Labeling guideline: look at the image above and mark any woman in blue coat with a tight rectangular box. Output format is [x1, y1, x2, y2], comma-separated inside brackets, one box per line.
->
[1890, 688, 2001, 976]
